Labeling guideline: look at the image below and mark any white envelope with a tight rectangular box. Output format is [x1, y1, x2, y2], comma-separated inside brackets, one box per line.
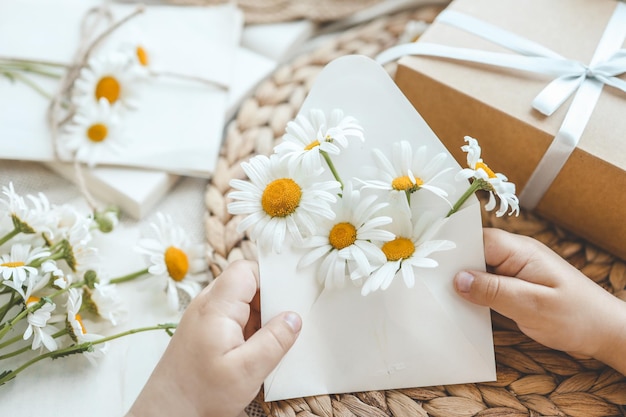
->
[259, 55, 496, 401]
[0, 0, 242, 177]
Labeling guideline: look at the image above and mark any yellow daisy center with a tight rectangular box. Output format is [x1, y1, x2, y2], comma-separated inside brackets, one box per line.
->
[164, 246, 189, 282]
[75, 314, 87, 335]
[381, 237, 415, 261]
[86, 123, 108, 143]
[475, 161, 497, 179]
[304, 140, 320, 151]
[136, 46, 149, 66]
[261, 178, 302, 217]
[391, 175, 423, 191]
[95, 76, 121, 103]
[26, 296, 40, 305]
[329, 222, 357, 250]
[1, 261, 25, 268]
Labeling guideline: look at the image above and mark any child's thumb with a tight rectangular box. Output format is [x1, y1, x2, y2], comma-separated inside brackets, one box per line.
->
[454, 270, 538, 320]
[235, 312, 302, 383]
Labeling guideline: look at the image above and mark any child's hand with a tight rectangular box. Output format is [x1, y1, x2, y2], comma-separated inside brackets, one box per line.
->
[454, 228, 626, 375]
[127, 260, 302, 417]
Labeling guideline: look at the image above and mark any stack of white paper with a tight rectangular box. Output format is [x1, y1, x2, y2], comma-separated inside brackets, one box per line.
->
[1, 0, 242, 216]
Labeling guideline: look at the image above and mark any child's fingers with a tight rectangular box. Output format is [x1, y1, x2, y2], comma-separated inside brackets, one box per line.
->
[454, 269, 551, 321]
[198, 260, 259, 332]
[209, 260, 260, 304]
[483, 228, 562, 287]
[231, 311, 302, 383]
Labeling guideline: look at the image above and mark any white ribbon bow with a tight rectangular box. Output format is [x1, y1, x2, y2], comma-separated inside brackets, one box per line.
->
[377, 4, 626, 208]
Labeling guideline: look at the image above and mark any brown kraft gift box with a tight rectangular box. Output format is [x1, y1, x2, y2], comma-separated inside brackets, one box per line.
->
[394, 0, 626, 260]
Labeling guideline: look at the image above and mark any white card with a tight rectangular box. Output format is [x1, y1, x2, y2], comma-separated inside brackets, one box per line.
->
[0, 0, 242, 177]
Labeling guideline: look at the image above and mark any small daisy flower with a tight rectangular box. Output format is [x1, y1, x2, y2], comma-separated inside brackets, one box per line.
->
[298, 182, 394, 289]
[135, 213, 207, 312]
[358, 141, 452, 205]
[73, 52, 142, 109]
[23, 296, 58, 352]
[120, 42, 152, 69]
[1, 183, 54, 237]
[455, 136, 519, 217]
[66, 288, 107, 365]
[274, 108, 364, 174]
[361, 211, 456, 296]
[0, 244, 49, 298]
[228, 154, 341, 253]
[82, 281, 125, 326]
[48, 205, 99, 272]
[60, 98, 128, 167]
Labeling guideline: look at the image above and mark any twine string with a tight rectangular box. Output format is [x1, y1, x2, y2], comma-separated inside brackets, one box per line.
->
[46, 5, 145, 212]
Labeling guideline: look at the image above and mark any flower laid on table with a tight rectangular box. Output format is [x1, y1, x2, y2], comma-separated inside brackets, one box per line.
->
[59, 98, 129, 167]
[228, 109, 519, 296]
[135, 213, 208, 312]
[0, 183, 208, 386]
[73, 52, 145, 109]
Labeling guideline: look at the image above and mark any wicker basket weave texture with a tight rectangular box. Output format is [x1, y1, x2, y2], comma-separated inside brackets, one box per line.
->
[204, 5, 626, 417]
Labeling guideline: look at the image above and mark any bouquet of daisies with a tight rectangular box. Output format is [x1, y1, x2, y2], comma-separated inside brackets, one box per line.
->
[228, 108, 519, 296]
[0, 184, 208, 385]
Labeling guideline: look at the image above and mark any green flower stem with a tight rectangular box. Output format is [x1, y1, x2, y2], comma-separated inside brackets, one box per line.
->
[0, 299, 47, 341]
[0, 334, 24, 354]
[320, 150, 343, 189]
[2, 71, 53, 100]
[109, 267, 150, 284]
[0, 62, 63, 79]
[28, 248, 65, 268]
[0, 343, 30, 362]
[0, 228, 20, 246]
[0, 329, 67, 360]
[447, 179, 485, 217]
[0, 323, 177, 385]
[0, 292, 20, 324]
[0, 57, 69, 69]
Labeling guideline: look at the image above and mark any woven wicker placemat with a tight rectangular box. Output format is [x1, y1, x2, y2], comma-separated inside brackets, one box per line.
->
[204, 5, 626, 417]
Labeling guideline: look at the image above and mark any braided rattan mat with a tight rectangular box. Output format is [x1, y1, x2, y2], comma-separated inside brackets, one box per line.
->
[204, 5, 626, 417]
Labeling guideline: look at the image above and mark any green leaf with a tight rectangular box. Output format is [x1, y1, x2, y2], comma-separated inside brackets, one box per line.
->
[0, 369, 14, 385]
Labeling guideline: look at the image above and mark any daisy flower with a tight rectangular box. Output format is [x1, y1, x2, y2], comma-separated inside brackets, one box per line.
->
[454, 136, 519, 217]
[73, 52, 143, 109]
[135, 213, 207, 312]
[117, 30, 153, 71]
[358, 140, 452, 206]
[66, 288, 107, 365]
[298, 182, 394, 289]
[23, 296, 58, 352]
[48, 205, 99, 272]
[0, 183, 54, 238]
[82, 281, 125, 326]
[274, 108, 364, 175]
[59, 98, 128, 167]
[361, 211, 456, 296]
[228, 154, 341, 253]
[0, 244, 49, 298]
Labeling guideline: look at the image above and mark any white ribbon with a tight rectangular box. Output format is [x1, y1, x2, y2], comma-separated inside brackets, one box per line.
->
[377, 4, 626, 209]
